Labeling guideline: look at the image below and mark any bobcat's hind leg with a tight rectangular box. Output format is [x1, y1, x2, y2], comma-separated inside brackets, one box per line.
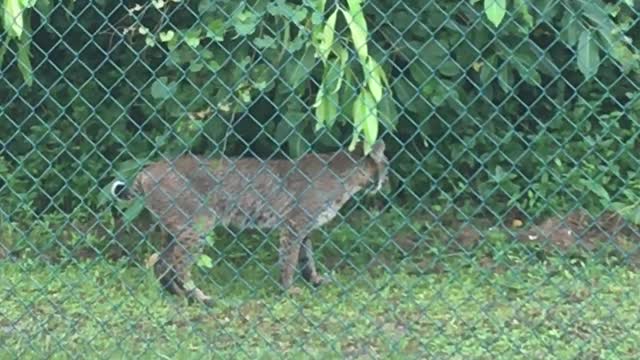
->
[154, 227, 213, 306]
[298, 237, 327, 287]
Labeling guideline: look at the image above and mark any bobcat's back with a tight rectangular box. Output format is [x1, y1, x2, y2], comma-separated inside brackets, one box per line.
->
[125, 141, 388, 231]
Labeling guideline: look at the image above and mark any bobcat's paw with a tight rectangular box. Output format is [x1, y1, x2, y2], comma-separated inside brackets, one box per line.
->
[187, 287, 214, 307]
[145, 252, 160, 269]
[286, 286, 304, 297]
[308, 273, 331, 288]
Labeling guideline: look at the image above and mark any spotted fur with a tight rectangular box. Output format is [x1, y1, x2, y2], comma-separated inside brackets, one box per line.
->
[112, 140, 388, 305]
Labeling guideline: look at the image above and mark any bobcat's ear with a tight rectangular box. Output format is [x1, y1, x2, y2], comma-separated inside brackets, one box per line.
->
[369, 139, 386, 163]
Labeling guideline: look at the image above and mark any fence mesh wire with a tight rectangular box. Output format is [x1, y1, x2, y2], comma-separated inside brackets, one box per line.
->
[1, 0, 640, 358]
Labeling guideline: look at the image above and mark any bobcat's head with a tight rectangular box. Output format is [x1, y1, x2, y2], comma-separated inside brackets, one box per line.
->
[342, 139, 388, 194]
[364, 139, 389, 193]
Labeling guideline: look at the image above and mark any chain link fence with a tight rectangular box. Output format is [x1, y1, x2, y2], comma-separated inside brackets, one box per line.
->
[1, 0, 640, 358]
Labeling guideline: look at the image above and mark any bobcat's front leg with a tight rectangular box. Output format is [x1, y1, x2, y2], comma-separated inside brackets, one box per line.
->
[278, 227, 302, 292]
[154, 227, 213, 306]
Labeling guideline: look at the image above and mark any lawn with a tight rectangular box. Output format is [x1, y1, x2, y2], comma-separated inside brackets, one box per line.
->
[1, 210, 639, 359]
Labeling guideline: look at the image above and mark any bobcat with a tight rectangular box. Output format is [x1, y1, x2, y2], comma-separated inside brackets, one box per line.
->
[111, 140, 388, 305]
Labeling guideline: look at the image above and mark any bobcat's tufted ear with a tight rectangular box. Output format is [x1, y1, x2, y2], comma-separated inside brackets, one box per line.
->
[369, 139, 386, 163]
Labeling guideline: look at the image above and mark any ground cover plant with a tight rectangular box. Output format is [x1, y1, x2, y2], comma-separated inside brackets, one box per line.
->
[2, 208, 640, 358]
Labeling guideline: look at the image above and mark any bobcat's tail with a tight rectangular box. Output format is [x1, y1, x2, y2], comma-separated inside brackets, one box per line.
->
[111, 172, 148, 200]
[110, 180, 135, 200]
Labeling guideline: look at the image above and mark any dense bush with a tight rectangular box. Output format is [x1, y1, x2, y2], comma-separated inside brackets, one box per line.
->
[1, 0, 639, 230]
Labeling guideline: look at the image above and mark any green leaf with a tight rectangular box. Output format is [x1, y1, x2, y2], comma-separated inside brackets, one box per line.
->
[288, 130, 306, 158]
[150, 77, 176, 100]
[189, 62, 204, 73]
[479, 61, 495, 86]
[484, 0, 507, 28]
[577, 30, 600, 78]
[560, 16, 585, 47]
[185, 29, 201, 48]
[579, 179, 610, 203]
[283, 46, 316, 91]
[439, 60, 461, 77]
[580, 2, 621, 54]
[613, 44, 637, 74]
[310, 10, 323, 25]
[309, 0, 328, 13]
[17, 42, 32, 86]
[351, 90, 378, 154]
[0, 36, 9, 67]
[413, 42, 461, 79]
[497, 65, 514, 93]
[323, 57, 343, 94]
[339, 68, 357, 116]
[97, 182, 114, 207]
[393, 76, 426, 114]
[419, 41, 447, 70]
[122, 198, 145, 224]
[20, 0, 37, 8]
[202, 114, 227, 143]
[343, 0, 368, 61]
[159, 30, 175, 42]
[510, 48, 542, 86]
[409, 61, 430, 85]
[275, 111, 303, 145]
[317, 9, 338, 60]
[514, 0, 534, 29]
[206, 18, 225, 41]
[580, 0, 636, 74]
[423, 79, 448, 107]
[152, 0, 166, 9]
[253, 35, 276, 49]
[233, 10, 259, 36]
[144, 36, 155, 47]
[366, 57, 383, 103]
[315, 57, 343, 130]
[267, 1, 307, 24]
[34, 0, 52, 16]
[114, 160, 145, 181]
[352, 90, 366, 131]
[286, 30, 308, 52]
[378, 89, 398, 130]
[313, 89, 327, 130]
[292, 7, 308, 24]
[373, 55, 390, 88]
[630, 208, 640, 227]
[316, 89, 339, 130]
[197, 254, 214, 269]
[4, 0, 24, 38]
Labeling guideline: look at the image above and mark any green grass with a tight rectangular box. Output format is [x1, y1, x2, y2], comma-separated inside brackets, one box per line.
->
[1, 209, 640, 358]
[1, 255, 639, 359]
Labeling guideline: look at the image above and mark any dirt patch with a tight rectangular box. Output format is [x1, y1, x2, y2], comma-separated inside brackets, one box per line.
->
[517, 209, 640, 261]
[454, 225, 484, 250]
